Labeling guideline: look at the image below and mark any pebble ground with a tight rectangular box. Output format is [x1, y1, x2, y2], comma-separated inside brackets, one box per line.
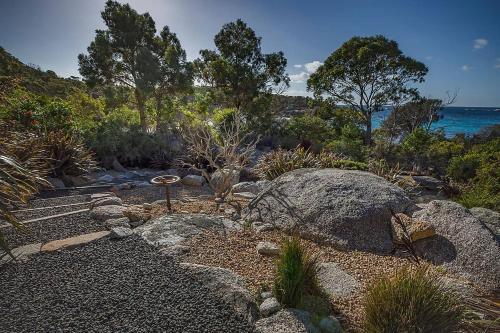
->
[0, 236, 255, 333]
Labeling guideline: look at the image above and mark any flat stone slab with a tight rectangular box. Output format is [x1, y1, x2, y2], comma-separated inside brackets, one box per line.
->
[0, 243, 42, 265]
[41, 231, 110, 252]
[317, 262, 360, 299]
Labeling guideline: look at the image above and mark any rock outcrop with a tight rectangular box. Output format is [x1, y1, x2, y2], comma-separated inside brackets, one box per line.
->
[246, 168, 416, 252]
[255, 309, 320, 333]
[413, 200, 499, 292]
[391, 213, 436, 244]
[470, 207, 500, 237]
[180, 263, 258, 324]
[134, 214, 240, 249]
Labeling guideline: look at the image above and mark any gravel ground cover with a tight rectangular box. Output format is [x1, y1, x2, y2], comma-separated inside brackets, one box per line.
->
[182, 229, 413, 332]
[2, 211, 104, 248]
[13, 202, 89, 221]
[28, 194, 90, 208]
[119, 184, 213, 205]
[0, 236, 255, 333]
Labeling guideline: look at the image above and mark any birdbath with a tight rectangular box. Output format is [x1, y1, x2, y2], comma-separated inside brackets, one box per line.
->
[150, 175, 180, 212]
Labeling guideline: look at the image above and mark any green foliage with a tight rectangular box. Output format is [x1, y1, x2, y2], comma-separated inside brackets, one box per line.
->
[363, 266, 464, 333]
[194, 19, 289, 109]
[256, 147, 367, 180]
[274, 237, 318, 308]
[308, 35, 428, 144]
[448, 138, 500, 210]
[44, 131, 98, 177]
[0, 132, 49, 254]
[0, 47, 86, 98]
[255, 147, 320, 180]
[283, 115, 331, 146]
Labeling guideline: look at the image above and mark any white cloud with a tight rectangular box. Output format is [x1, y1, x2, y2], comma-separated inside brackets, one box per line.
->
[293, 64, 302, 68]
[461, 64, 471, 71]
[494, 58, 500, 69]
[304, 60, 323, 73]
[473, 38, 488, 49]
[289, 71, 309, 83]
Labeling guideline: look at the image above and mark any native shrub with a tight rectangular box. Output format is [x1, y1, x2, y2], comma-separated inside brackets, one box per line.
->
[363, 266, 464, 333]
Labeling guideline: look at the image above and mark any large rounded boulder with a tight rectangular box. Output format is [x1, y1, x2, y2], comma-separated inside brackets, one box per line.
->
[246, 168, 416, 252]
[413, 200, 499, 292]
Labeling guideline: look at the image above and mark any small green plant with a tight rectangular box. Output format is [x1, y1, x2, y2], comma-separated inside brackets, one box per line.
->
[273, 237, 318, 308]
[363, 265, 465, 333]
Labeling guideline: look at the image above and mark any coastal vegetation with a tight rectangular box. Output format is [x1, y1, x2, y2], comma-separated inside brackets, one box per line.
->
[0, 1, 498, 332]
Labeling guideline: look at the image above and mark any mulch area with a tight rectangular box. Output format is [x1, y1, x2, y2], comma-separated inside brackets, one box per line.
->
[181, 229, 418, 332]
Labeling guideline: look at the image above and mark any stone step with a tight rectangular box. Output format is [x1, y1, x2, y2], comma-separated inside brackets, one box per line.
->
[40, 231, 110, 252]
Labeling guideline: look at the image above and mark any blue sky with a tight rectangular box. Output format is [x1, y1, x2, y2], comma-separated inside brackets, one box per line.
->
[1, 0, 499, 106]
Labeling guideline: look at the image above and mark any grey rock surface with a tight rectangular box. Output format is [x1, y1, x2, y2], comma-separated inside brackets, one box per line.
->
[134, 214, 237, 248]
[318, 316, 342, 333]
[232, 180, 270, 195]
[180, 262, 259, 324]
[104, 217, 131, 230]
[255, 309, 319, 333]
[257, 242, 280, 256]
[413, 200, 500, 292]
[90, 205, 127, 221]
[211, 169, 240, 193]
[317, 262, 360, 299]
[110, 227, 133, 239]
[259, 297, 281, 317]
[261, 291, 273, 300]
[246, 168, 416, 252]
[470, 207, 500, 236]
[181, 175, 205, 186]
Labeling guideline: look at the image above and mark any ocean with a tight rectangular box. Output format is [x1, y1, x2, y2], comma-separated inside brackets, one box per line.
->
[372, 106, 500, 138]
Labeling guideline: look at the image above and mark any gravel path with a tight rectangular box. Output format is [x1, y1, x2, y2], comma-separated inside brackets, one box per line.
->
[29, 194, 90, 208]
[3, 211, 104, 248]
[13, 202, 89, 221]
[0, 236, 255, 333]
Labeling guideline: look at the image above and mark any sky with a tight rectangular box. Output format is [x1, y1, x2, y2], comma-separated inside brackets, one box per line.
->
[0, 0, 499, 107]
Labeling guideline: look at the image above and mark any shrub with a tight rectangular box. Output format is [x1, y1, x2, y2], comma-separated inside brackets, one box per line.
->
[256, 147, 368, 180]
[255, 147, 319, 180]
[274, 237, 318, 308]
[0, 132, 49, 255]
[44, 131, 97, 176]
[363, 266, 464, 333]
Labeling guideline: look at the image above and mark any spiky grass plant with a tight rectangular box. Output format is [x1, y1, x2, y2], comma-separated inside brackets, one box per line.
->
[0, 132, 49, 256]
[363, 265, 465, 333]
[273, 237, 318, 308]
[43, 131, 97, 176]
[256, 147, 319, 180]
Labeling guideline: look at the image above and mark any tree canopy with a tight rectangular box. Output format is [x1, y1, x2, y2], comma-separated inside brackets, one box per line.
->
[78, 0, 190, 131]
[307, 35, 428, 144]
[194, 19, 289, 110]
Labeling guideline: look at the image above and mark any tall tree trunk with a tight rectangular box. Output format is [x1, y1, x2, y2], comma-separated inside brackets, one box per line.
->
[135, 89, 147, 132]
[364, 112, 372, 145]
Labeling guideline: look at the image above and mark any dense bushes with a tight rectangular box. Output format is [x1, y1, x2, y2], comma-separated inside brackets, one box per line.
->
[255, 147, 367, 180]
[363, 266, 464, 332]
[447, 138, 499, 210]
[273, 237, 318, 308]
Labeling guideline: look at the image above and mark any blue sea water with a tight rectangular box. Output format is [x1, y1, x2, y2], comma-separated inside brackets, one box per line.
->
[372, 106, 500, 138]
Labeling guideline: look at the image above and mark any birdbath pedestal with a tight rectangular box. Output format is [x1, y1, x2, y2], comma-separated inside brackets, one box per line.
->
[150, 175, 180, 212]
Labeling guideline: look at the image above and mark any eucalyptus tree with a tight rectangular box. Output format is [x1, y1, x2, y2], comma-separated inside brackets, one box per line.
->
[307, 35, 428, 144]
[78, 0, 161, 131]
[194, 19, 289, 111]
[153, 26, 193, 130]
